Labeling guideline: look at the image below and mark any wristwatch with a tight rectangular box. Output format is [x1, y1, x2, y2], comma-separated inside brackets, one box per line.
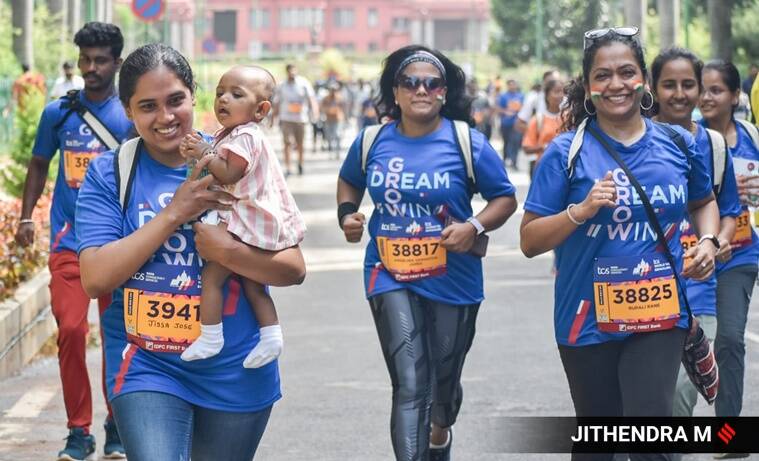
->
[698, 234, 721, 250]
[466, 217, 485, 235]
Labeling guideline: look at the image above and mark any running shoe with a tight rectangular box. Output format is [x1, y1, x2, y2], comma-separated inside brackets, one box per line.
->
[103, 417, 126, 459]
[57, 427, 95, 461]
[429, 427, 452, 461]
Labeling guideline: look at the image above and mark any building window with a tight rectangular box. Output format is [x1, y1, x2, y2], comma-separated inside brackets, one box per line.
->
[280, 7, 324, 28]
[213, 11, 237, 47]
[334, 8, 354, 28]
[392, 17, 409, 32]
[368, 42, 378, 52]
[250, 8, 269, 28]
[367, 8, 378, 27]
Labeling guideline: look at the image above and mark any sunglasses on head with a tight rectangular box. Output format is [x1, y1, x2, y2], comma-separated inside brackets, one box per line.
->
[395, 75, 446, 91]
[583, 26, 639, 50]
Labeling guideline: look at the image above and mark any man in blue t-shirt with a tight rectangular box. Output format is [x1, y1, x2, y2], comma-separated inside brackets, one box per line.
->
[14, 22, 132, 461]
[497, 79, 524, 169]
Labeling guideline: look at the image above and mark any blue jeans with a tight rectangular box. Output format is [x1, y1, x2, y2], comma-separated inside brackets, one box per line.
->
[715, 264, 758, 417]
[111, 391, 272, 461]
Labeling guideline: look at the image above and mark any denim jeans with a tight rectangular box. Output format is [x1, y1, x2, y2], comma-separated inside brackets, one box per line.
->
[111, 391, 272, 461]
[715, 264, 758, 417]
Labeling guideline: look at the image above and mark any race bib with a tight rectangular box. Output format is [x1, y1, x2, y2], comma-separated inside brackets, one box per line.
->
[376, 215, 447, 282]
[732, 209, 752, 248]
[63, 150, 99, 188]
[593, 253, 680, 333]
[124, 262, 202, 353]
[287, 102, 303, 114]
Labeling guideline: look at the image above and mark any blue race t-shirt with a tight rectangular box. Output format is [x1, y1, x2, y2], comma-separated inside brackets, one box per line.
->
[33, 91, 133, 253]
[76, 145, 280, 412]
[339, 118, 515, 305]
[699, 119, 759, 273]
[525, 118, 713, 346]
[680, 125, 742, 316]
[497, 91, 524, 128]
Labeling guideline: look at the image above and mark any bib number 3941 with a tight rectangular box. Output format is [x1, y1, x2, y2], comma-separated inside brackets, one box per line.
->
[593, 253, 680, 333]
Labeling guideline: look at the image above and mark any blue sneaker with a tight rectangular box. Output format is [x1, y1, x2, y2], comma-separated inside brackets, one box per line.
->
[57, 427, 95, 461]
[103, 418, 126, 459]
[429, 427, 452, 461]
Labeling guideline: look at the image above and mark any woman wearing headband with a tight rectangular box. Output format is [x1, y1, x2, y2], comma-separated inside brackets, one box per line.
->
[336, 45, 517, 461]
[521, 29, 719, 460]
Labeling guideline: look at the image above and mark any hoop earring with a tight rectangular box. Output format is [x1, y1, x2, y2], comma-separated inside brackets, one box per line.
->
[583, 98, 596, 116]
[640, 90, 654, 111]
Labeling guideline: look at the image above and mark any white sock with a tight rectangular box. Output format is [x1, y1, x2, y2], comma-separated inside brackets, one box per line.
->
[243, 325, 283, 368]
[181, 323, 224, 361]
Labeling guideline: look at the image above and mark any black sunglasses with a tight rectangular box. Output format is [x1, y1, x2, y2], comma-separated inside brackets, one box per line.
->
[583, 26, 639, 50]
[395, 75, 446, 91]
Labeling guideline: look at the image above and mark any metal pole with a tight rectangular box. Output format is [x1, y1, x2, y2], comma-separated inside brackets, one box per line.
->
[684, 0, 690, 49]
[536, 0, 543, 68]
[87, 0, 95, 22]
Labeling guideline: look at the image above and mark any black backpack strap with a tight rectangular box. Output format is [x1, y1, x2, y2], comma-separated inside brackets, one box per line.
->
[52, 89, 81, 131]
[586, 124, 693, 333]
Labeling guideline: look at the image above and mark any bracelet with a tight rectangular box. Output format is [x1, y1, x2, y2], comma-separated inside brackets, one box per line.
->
[566, 203, 587, 226]
[19, 218, 34, 225]
[337, 202, 359, 229]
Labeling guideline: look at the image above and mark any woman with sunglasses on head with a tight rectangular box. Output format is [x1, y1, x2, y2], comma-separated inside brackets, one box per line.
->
[521, 29, 719, 460]
[648, 49, 742, 427]
[337, 45, 517, 461]
[699, 60, 759, 424]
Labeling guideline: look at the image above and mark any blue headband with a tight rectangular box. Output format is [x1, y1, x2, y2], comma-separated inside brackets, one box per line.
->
[394, 51, 447, 81]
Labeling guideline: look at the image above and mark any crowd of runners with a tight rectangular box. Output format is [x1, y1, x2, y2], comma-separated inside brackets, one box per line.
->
[7, 18, 759, 461]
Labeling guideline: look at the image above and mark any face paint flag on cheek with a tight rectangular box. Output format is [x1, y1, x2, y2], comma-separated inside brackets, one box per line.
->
[633, 81, 645, 93]
[590, 88, 602, 102]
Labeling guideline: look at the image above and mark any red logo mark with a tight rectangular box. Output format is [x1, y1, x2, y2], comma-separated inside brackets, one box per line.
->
[717, 423, 736, 445]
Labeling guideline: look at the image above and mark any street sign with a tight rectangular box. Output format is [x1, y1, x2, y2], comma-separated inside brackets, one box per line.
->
[131, 0, 165, 23]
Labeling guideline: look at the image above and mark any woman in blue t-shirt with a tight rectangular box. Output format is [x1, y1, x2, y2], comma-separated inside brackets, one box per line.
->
[699, 60, 759, 419]
[337, 45, 517, 461]
[75, 44, 306, 460]
[649, 48, 742, 427]
[521, 29, 720, 453]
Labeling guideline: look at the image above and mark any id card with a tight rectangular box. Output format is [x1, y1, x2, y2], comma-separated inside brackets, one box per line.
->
[593, 253, 680, 333]
[732, 209, 752, 248]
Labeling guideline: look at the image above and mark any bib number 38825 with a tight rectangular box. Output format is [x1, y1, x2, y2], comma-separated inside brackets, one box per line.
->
[593, 253, 680, 333]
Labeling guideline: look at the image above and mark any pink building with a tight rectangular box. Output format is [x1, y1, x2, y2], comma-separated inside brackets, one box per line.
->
[200, 0, 490, 57]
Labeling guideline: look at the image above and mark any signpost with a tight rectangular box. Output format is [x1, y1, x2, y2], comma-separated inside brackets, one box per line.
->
[131, 0, 165, 23]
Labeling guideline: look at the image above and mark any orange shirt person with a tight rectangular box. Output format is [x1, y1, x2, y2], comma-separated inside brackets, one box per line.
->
[12, 64, 47, 110]
[522, 78, 565, 178]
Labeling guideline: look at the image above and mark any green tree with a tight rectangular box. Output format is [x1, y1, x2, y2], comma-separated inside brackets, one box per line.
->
[490, 0, 615, 74]
[32, 3, 77, 77]
[2, 88, 44, 198]
[0, 2, 20, 78]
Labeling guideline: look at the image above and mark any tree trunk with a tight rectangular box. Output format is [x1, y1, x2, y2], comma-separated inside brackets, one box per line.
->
[67, 0, 82, 36]
[47, 0, 67, 62]
[623, 0, 646, 44]
[708, 0, 732, 60]
[11, 0, 34, 67]
[658, 0, 679, 48]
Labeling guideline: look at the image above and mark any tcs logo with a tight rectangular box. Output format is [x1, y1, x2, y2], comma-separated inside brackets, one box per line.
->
[597, 266, 611, 275]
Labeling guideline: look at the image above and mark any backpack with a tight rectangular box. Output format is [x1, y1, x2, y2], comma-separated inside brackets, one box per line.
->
[53, 89, 120, 151]
[113, 137, 142, 213]
[736, 118, 759, 150]
[360, 120, 476, 191]
[704, 128, 728, 194]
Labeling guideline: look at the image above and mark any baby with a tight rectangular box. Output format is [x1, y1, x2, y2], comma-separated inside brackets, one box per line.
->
[179, 65, 306, 368]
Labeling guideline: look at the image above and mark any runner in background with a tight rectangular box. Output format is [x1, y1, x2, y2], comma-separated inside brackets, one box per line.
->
[469, 78, 493, 139]
[497, 79, 524, 168]
[273, 64, 319, 176]
[648, 49, 741, 442]
[50, 61, 85, 100]
[699, 60, 759, 429]
[515, 69, 561, 134]
[521, 77, 565, 179]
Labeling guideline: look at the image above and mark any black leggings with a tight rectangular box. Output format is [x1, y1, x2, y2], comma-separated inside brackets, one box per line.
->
[559, 328, 687, 461]
[369, 289, 480, 461]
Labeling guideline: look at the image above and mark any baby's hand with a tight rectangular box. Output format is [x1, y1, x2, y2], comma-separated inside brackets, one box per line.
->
[180, 133, 212, 160]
